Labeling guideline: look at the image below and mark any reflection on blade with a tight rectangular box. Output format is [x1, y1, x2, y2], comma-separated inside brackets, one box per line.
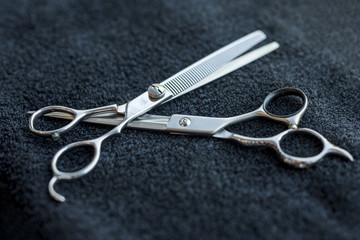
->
[34, 111, 170, 130]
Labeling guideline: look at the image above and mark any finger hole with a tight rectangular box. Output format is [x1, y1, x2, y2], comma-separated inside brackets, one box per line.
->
[227, 118, 287, 138]
[33, 112, 75, 132]
[264, 88, 306, 117]
[280, 131, 324, 157]
[30, 107, 79, 136]
[56, 145, 95, 173]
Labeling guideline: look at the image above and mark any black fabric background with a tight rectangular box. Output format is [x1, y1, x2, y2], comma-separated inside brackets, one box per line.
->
[0, 0, 359, 239]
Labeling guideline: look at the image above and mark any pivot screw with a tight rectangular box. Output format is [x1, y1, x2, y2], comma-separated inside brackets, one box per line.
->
[148, 83, 165, 100]
[179, 117, 191, 127]
[288, 124, 297, 129]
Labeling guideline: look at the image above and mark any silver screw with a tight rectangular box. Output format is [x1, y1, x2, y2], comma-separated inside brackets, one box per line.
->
[148, 83, 165, 100]
[288, 124, 297, 129]
[179, 117, 191, 127]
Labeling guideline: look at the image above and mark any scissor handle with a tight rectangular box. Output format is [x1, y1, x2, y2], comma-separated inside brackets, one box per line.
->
[231, 128, 353, 168]
[29, 104, 119, 138]
[47, 123, 124, 202]
[48, 138, 102, 202]
[261, 88, 308, 128]
[224, 88, 308, 131]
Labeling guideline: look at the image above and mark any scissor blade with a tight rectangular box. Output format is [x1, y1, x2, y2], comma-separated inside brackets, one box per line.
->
[172, 41, 279, 99]
[161, 30, 267, 98]
[116, 38, 277, 113]
[32, 111, 170, 130]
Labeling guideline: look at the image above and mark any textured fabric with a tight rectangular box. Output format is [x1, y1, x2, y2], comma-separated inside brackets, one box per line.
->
[0, 0, 359, 239]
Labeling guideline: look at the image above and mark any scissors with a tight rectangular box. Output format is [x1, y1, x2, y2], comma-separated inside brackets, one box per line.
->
[34, 87, 354, 169]
[29, 30, 352, 202]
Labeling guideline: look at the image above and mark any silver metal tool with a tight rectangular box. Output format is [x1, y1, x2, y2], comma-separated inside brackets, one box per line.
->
[36, 88, 354, 169]
[29, 30, 279, 202]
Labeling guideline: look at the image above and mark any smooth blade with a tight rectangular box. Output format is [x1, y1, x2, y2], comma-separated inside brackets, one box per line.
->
[161, 30, 267, 98]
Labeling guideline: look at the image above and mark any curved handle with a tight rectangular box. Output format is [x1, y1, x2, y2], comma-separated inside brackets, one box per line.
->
[46, 88, 173, 202]
[48, 137, 103, 202]
[274, 128, 353, 168]
[29, 104, 119, 138]
[47, 114, 132, 202]
[261, 88, 308, 128]
[231, 128, 353, 168]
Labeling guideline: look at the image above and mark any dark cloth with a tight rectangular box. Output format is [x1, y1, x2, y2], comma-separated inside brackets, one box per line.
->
[0, 0, 359, 239]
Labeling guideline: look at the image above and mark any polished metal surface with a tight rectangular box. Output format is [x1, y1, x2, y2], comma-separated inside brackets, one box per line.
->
[29, 30, 279, 202]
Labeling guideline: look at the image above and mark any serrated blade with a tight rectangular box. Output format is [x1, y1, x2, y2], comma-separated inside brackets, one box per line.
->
[160, 30, 266, 97]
